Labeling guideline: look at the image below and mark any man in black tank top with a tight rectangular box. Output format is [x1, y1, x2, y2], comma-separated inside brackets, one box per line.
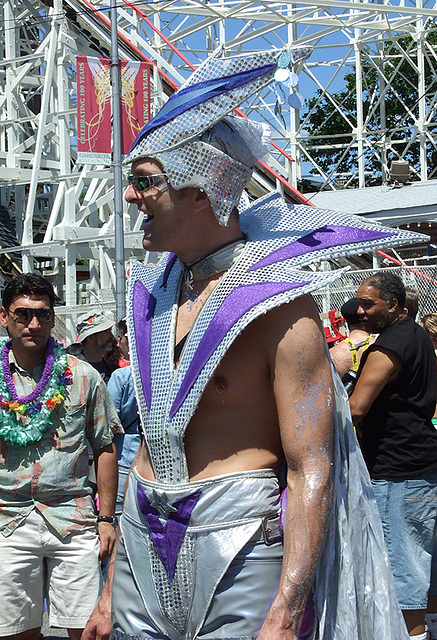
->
[350, 272, 437, 640]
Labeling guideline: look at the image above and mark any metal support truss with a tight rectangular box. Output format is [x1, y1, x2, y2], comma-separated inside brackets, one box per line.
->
[1, 0, 437, 332]
[106, 0, 437, 190]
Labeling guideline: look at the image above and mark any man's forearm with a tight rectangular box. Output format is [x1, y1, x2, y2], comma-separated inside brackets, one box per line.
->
[349, 396, 367, 426]
[101, 529, 119, 597]
[95, 443, 118, 516]
[283, 469, 332, 625]
[260, 466, 333, 638]
[82, 446, 140, 639]
[94, 443, 118, 559]
[81, 530, 120, 640]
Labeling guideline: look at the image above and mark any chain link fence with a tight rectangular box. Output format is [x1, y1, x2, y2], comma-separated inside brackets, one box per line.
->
[314, 265, 437, 326]
[21, 264, 435, 345]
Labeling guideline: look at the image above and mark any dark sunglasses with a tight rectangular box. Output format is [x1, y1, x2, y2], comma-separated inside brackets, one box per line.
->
[127, 174, 168, 192]
[7, 307, 53, 323]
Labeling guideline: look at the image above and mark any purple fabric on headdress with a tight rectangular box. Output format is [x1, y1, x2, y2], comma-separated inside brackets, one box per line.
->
[248, 225, 396, 271]
[161, 253, 177, 289]
[170, 280, 309, 418]
[133, 280, 156, 409]
[137, 483, 202, 582]
[130, 64, 276, 151]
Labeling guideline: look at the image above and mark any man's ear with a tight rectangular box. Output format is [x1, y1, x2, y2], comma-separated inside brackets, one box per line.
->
[388, 298, 398, 310]
[0, 306, 8, 329]
[193, 188, 211, 211]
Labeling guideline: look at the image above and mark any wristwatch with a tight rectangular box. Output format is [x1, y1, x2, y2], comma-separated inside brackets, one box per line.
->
[97, 515, 115, 525]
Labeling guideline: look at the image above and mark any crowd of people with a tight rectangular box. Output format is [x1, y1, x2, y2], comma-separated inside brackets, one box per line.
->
[327, 277, 437, 640]
[1, 44, 437, 640]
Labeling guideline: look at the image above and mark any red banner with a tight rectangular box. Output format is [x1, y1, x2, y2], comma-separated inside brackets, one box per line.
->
[120, 60, 150, 155]
[77, 56, 150, 165]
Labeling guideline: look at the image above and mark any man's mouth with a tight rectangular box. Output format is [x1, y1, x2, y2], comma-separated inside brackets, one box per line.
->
[142, 214, 154, 229]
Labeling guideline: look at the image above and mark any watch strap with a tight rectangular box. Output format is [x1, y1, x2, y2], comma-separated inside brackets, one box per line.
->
[97, 515, 115, 524]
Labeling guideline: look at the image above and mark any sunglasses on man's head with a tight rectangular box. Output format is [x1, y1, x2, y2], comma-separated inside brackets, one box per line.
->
[127, 174, 168, 192]
[7, 307, 53, 323]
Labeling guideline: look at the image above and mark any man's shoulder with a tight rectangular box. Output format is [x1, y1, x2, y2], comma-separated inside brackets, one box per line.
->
[260, 294, 326, 356]
[372, 316, 433, 365]
[263, 294, 319, 327]
[329, 340, 349, 356]
[65, 342, 84, 356]
[348, 329, 373, 343]
[107, 364, 132, 389]
[376, 316, 418, 343]
[110, 364, 131, 380]
[67, 354, 103, 385]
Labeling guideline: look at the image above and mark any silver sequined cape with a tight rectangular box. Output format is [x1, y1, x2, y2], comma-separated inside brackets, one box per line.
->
[126, 192, 415, 639]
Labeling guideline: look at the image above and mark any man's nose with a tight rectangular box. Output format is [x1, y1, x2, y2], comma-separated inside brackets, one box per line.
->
[125, 183, 139, 203]
[28, 315, 42, 329]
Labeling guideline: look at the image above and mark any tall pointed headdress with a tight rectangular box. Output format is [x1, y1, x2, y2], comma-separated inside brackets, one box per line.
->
[127, 45, 312, 225]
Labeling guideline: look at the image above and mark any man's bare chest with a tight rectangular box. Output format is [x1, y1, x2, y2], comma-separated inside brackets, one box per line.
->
[174, 276, 223, 356]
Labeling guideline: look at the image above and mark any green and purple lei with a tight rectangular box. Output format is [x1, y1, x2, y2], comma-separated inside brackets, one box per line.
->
[0, 337, 73, 446]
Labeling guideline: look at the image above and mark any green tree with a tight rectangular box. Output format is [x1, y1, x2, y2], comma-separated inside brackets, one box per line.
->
[304, 31, 437, 185]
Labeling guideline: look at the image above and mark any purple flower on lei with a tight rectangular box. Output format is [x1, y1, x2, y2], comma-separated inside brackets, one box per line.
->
[59, 371, 73, 386]
[2, 337, 55, 404]
[27, 401, 43, 414]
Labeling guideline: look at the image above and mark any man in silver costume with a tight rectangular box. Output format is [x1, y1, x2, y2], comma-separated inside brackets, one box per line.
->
[83, 47, 422, 640]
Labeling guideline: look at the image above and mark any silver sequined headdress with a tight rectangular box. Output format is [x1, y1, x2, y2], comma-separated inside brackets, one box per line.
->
[127, 45, 312, 226]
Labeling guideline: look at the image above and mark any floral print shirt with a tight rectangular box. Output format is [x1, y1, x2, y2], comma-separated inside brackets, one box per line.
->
[0, 352, 121, 537]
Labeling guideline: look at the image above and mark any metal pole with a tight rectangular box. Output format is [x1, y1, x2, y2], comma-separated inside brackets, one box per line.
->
[110, 0, 126, 321]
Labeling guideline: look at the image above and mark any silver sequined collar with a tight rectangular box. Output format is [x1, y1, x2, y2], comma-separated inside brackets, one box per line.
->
[181, 238, 246, 289]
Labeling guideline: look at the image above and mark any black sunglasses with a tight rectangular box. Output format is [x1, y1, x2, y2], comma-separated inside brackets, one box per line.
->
[7, 307, 53, 324]
[127, 174, 168, 192]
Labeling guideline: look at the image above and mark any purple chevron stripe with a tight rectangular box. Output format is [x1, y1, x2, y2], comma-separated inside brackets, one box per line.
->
[137, 483, 202, 582]
[133, 280, 156, 408]
[162, 253, 177, 289]
[170, 280, 309, 418]
[248, 225, 396, 271]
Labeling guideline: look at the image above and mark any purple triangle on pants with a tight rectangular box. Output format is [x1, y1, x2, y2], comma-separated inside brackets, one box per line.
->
[137, 483, 202, 582]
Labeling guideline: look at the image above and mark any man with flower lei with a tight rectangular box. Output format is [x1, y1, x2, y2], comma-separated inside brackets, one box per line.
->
[0, 273, 120, 640]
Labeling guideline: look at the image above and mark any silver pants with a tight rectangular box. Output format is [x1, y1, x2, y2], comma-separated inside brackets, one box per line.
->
[111, 469, 284, 640]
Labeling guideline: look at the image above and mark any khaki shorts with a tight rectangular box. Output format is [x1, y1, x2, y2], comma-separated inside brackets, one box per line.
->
[0, 508, 102, 635]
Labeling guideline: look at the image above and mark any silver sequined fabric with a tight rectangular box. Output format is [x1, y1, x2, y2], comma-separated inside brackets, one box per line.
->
[111, 632, 258, 640]
[115, 469, 282, 639]
[128, 46, 312, 159]
[127, 193, 426, 485]
[154, 142, 251, 226]
[126, 46, 312, 225]
[148, 534, 195, 633]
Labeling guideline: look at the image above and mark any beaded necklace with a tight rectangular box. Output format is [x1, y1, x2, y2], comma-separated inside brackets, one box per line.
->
[0, 336, 73, 447]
